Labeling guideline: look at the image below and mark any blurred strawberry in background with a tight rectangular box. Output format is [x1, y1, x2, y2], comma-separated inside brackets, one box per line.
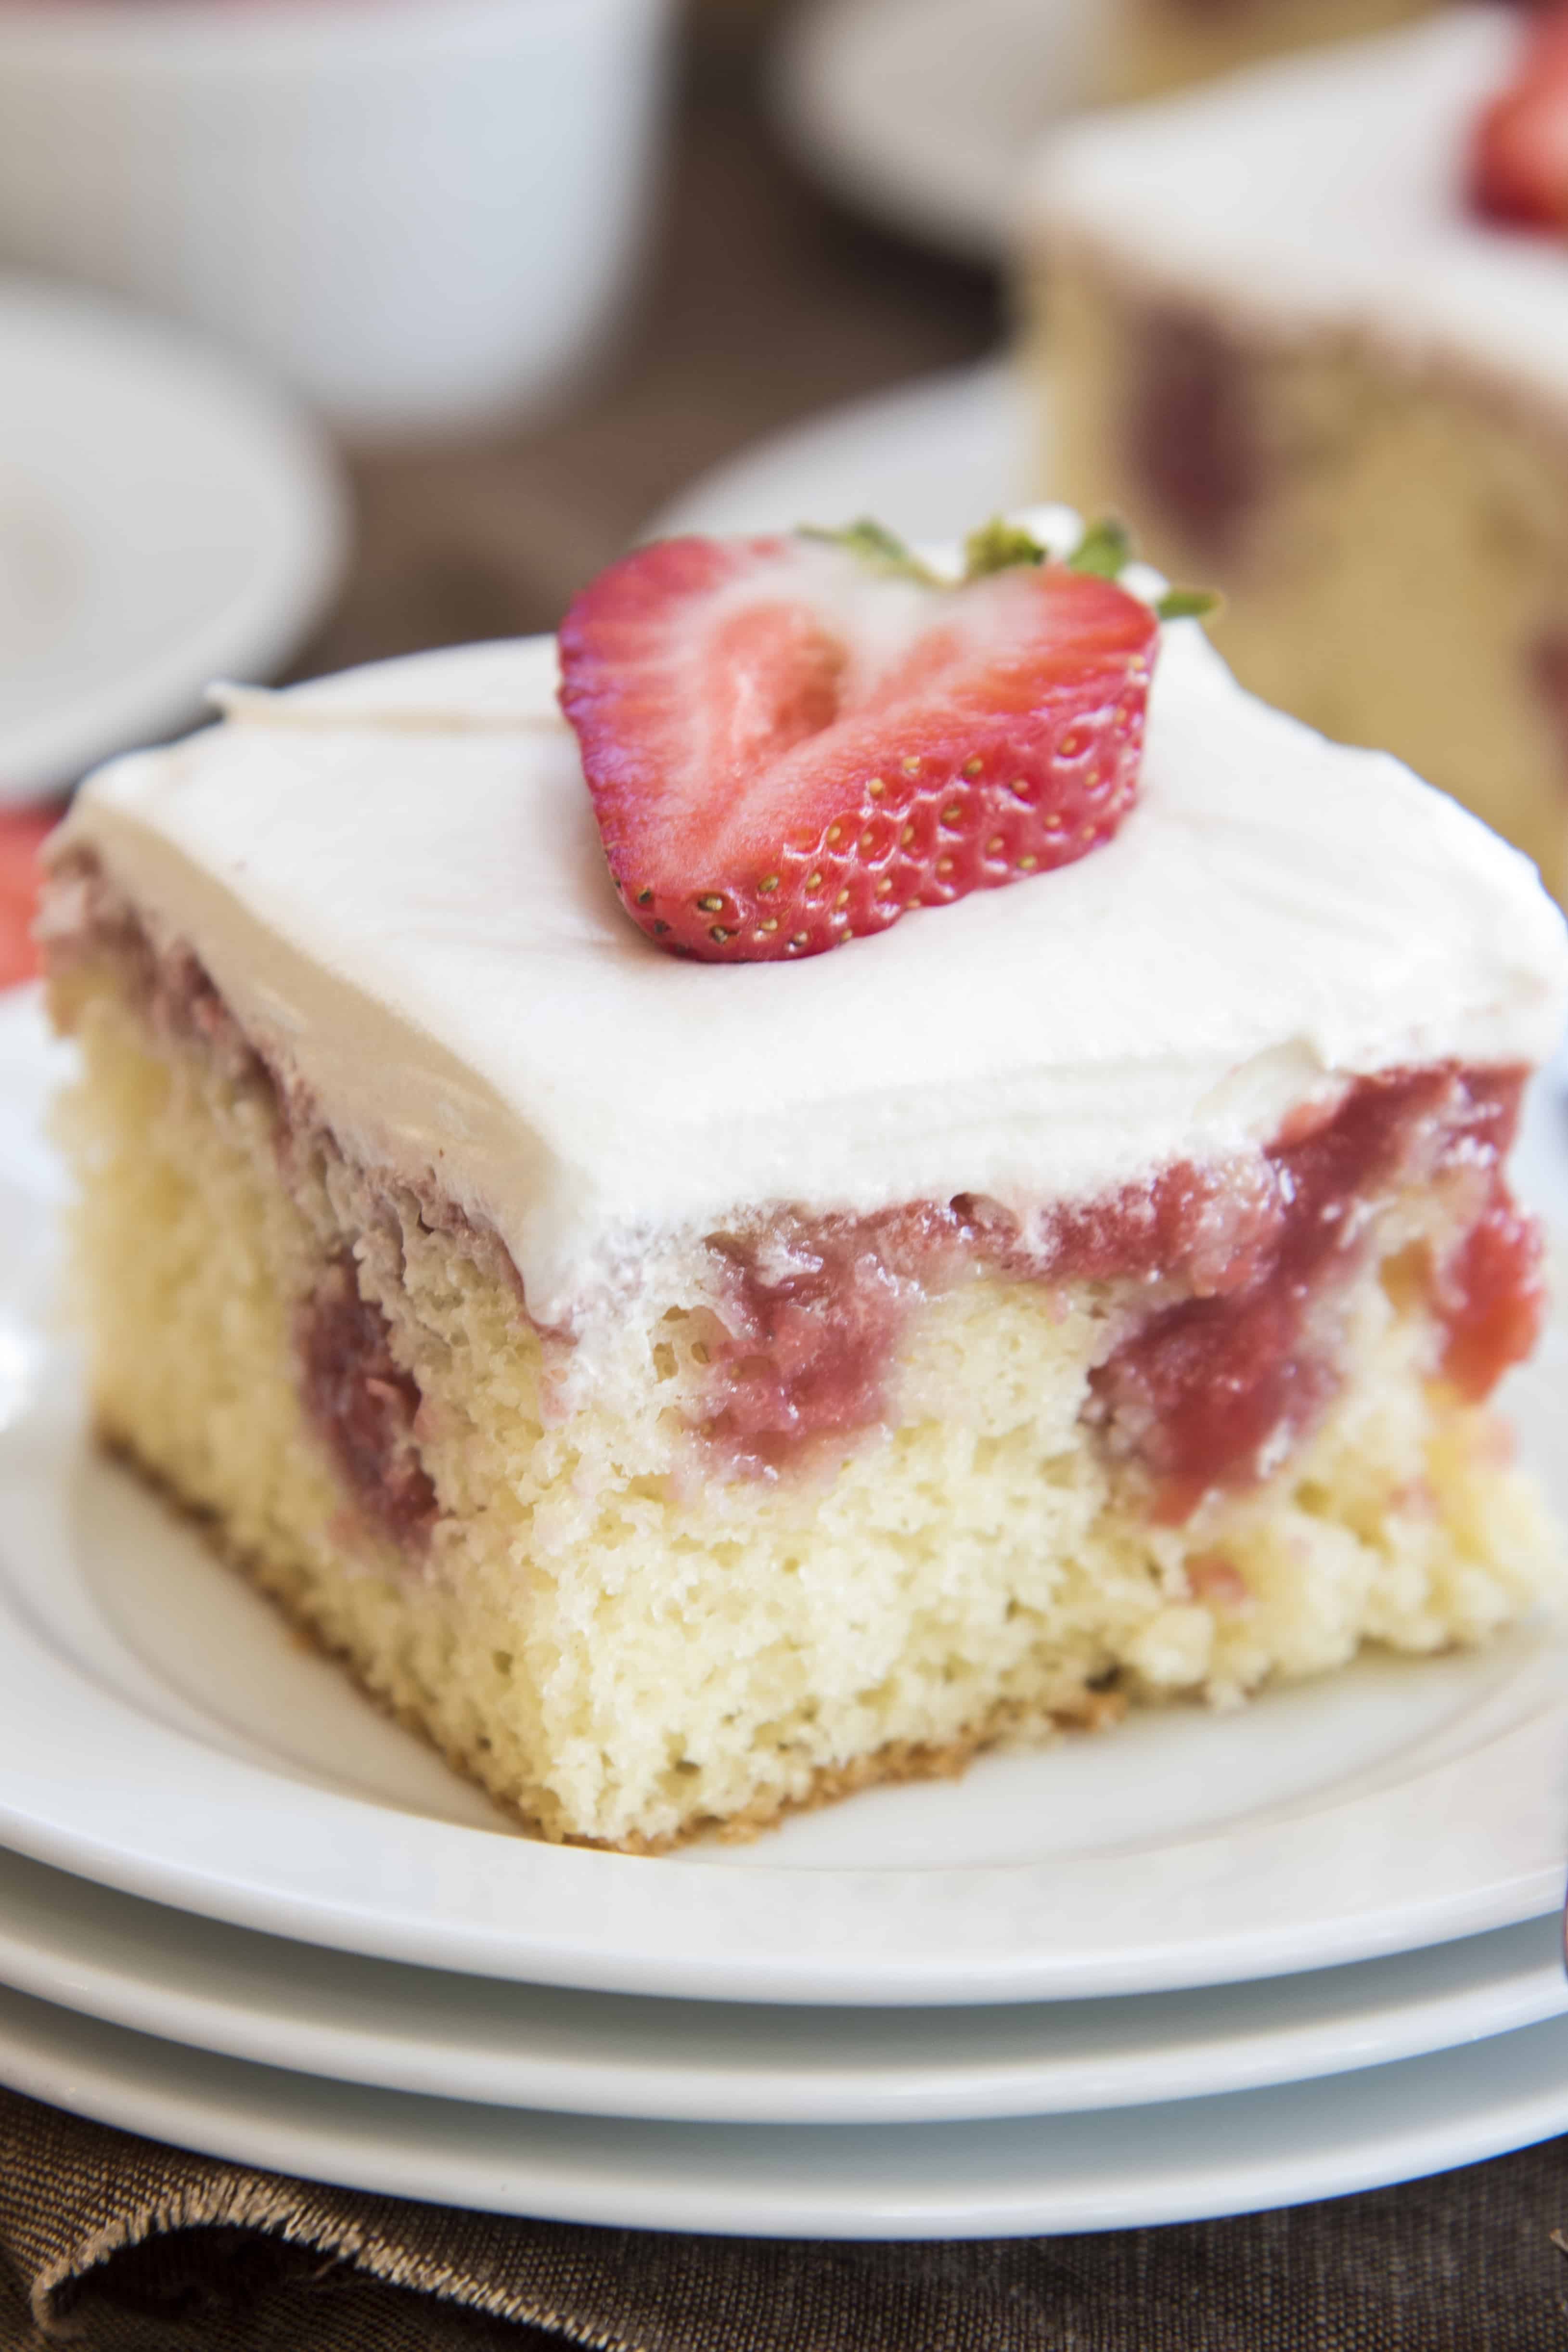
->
[0, 807, 57, 991]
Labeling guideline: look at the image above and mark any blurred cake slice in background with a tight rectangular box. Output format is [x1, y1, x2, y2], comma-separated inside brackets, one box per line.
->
[1102, 0, 1435, 100]
[1027, 6, 1568, 899]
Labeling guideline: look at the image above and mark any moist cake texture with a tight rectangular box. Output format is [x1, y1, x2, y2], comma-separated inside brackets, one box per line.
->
[42, 607, 1568, 1849]
[1029, 9, 1568, 903]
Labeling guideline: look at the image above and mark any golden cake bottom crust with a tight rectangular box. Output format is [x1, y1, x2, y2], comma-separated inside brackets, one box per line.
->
[97, 1426, 1131, 1854]
[48, 939, 1564, 1852]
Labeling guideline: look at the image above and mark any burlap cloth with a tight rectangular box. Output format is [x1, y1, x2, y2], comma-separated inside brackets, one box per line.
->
[1, 2086, 1566, 2350]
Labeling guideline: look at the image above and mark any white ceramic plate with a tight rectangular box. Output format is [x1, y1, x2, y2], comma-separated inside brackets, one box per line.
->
[8, 1976, 1568, 2236]
[1, 1841, 1564, 2126]
[771, 0, 1101, 265]
[648, 361, 1028, 545]
[0, 279, 347, 801]
[3, 987, 1568, 2007]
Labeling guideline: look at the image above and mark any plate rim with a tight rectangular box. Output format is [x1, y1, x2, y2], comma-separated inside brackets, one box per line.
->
[0, 275, 347, 800]
[5, 1975, 1568, 2237]
[0, 1841, 1563, 2125]
[770, 0, 1092, 265]
[644, 358, 1023, 545]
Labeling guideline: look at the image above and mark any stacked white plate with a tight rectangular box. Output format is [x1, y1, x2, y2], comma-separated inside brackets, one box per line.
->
[0, 279, 345, 803]
[4, 959, 1568, 2239]
[772, 0, 1101, 266]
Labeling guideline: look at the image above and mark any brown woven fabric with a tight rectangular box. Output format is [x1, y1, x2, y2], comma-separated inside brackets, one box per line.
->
[4, 2088, 1568, 2351]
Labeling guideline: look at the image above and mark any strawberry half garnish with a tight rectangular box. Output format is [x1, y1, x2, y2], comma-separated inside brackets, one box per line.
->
[1471, 8, 1568, 232]
[559, 516, 1207, 963]
[0, 804, 57, 990]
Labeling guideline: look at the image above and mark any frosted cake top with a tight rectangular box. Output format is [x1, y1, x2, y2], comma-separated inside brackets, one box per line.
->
[57, 603, 1568, 1324]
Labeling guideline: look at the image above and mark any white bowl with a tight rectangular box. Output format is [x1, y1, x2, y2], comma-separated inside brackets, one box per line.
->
[0, 0, 676, 433]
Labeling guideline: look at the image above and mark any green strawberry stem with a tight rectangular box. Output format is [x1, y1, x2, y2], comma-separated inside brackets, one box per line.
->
[1062, 515, 1132, 580]
[1153, 585, 1222, 621]
[796, 518, 944, 586]
[963, 517, 1051, 577]
[799, 512, 1218, 626]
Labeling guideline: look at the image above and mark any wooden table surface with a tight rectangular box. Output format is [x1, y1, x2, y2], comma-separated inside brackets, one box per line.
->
[297, 23, 1002, 678]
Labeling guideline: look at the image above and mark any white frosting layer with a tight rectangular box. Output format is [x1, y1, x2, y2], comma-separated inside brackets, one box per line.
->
[1028, 9, 1568, 414]
[56, 623, 1568, 1326]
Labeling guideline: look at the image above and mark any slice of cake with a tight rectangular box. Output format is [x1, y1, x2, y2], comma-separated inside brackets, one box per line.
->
[40, 512, 1568, 1851]
[1101, 0, 1436, 103]
[1027, 7, 1568, 902]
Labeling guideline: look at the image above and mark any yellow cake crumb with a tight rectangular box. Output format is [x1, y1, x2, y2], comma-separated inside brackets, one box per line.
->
[49, 964, 1563, 1851]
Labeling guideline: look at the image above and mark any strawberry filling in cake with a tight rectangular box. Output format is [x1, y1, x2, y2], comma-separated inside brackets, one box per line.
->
[644, 1062, 1541, 1510]
[40, 511, 1568, 1850]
